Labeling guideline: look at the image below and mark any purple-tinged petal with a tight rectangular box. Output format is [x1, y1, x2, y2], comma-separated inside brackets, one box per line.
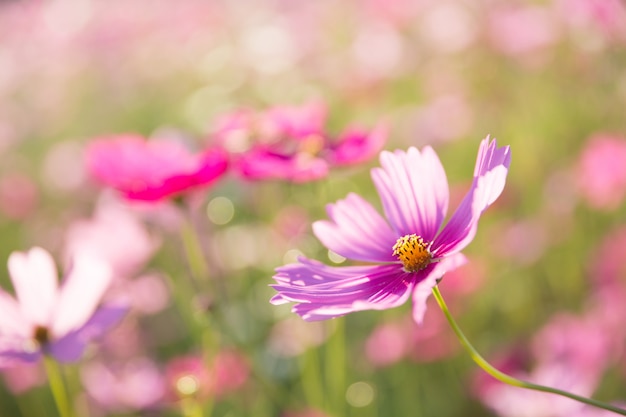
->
[51, 255, 113, 338]
[49, 304, 127, 363]
[313, 193, 397, 263]
[7, 247, 59, 328]
[432, 137, 511, 256]
[0, 337, 41, 367]
[372, 147, 449, 242]
[0, 290, 29, 337]
[271, 259, 414, 321]
[411, 253, 468, 324]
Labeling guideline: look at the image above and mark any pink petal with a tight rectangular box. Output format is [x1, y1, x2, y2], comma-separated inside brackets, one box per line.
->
[272, 259, 414, 321]
[329, 122, 388, 166]
[411, 253, 468, 324]
[371, 146, 449, 242]
[7, 247, 59, 328]
[0, 290, 29, 337]
[51, 255, 113, 338]
[313, 193, 397, 263]
[237, 151, 329, 182]
[433, 137, 511, 256]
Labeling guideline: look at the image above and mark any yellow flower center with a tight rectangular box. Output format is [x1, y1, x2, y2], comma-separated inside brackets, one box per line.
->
[392, 234, 433, 272]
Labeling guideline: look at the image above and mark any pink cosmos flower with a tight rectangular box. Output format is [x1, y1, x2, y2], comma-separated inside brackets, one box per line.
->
[475, 312, 616, 417]
[0, 247, 125, 365]
[81, 358, 166, 413]
[85, 134, 228, 202]
[271, 136, 511, 322]
[212, 102, 387, 182]
[165, 350, 249, 401]
[576, 133, 626, 210]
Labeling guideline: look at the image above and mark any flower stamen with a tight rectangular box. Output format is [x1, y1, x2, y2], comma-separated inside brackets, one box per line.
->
[392, 234, 433, 272]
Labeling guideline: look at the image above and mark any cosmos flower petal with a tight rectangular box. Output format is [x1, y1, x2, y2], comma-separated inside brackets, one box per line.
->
[271, 260, 414, 321]
[411, 253, 468, 324]
[86, 135, 228, 201]
[0, 338, 41, 366]
[433, 137, 511, 256]
[7, 247, 59, 327]
[49, 304, 127, 363]
[313, 193, 397, 262]
[0, 290, 29, 337]
[237, 151, 329, 182]
[329, 122, 388, 166]
[51, 255, 113, 338]
[372, 146, 449, 241]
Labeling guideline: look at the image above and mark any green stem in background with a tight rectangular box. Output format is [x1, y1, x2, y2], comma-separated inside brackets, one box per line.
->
[43, 356, 73, 417]
[301, 346, 326, 411]
[325, 318, 346, 416]
[431, 286, 626, 416]
[180, 214, 211, 284]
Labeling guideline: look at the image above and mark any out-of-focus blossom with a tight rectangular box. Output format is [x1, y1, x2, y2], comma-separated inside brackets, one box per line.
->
[211, 102, 387, 182]
[0, 173, 39, 220]
[165, 350, 249, 401]
[410, 94, 474, 145]
[82, 357, 165, 413]
[590, 224, 626, 286]
[576, 133, 626, 210]
[487, 5, 559, 60]
[63, 200, 158, 278]
[85, 134, 228, 202]
[475, 312, 617, 417]
[1, 362, 45, 394]
[122, 273, 170, 315]
[556, 0, 626, 43]
[271, 137, 511, 323]
[419, 2, 477, 54]
[0, 247, 125, 365]
[491, 219, 549, 266]
[365, 307, 457, 367]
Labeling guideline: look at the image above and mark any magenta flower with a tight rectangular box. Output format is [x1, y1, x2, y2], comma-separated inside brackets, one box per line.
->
[271, 137, 511, 323]
[85, 134, 228, 202]
[212, 102, 387, 182]
[0, 247, 125, 365]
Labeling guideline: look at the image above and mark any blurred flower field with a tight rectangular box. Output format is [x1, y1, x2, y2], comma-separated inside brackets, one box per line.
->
[1, 0, 626, 416]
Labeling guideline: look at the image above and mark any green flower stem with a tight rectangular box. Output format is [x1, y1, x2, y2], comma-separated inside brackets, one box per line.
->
[431, 285, 626, 416]
[43, 356, 73, 417]
[301, 346, 326, 411]
[325, 318, 346, 416]
[180, 215, 211, 285]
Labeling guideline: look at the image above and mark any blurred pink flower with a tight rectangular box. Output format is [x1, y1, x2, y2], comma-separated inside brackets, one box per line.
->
[82, 357, 165, 413]
[1, 362, 45, 394]
[63, 201, 158, 278]
[576, 133, 626, 210]
[365, 304, 458, 367]
[487, 5, 559, 59]
[0, 173, 39, 220]
[590, 224, 626, 285]
[165, 350, 249, 401]
[0, 247, 125, 365]
[475, 312, 617, 417]
[272, 137, 511, 323]
[556, 0, 626, 42]
[212, 102, 387, 182]
[85, 134, 228, 202]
